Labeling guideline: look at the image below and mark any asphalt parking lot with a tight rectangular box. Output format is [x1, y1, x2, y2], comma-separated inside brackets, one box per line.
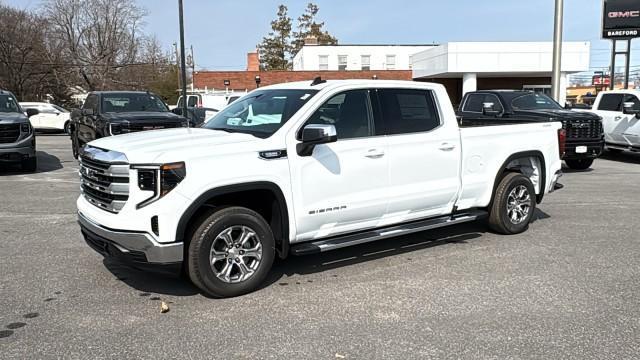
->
[1, 134, 639, 359]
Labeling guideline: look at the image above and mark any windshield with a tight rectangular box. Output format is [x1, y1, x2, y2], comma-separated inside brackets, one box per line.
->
[102, 93, 168, 113]
[511, 93, 563, 110]
[0, 94, 20, 113]
[203, 89, 318, 138]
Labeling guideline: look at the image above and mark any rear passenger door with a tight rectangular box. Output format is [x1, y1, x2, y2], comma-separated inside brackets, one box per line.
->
[376, 88, 461, 223]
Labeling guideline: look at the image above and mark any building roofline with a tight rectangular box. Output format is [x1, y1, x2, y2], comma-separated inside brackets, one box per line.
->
[303, 44, 439, 47]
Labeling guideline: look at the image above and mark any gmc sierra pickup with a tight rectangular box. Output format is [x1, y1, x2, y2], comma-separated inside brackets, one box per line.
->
[77, 80, 564, 297]
[0, 90, 39, 172]
[457, 90, 604, 170]
[70, 91, 188, 158]
[574, 90, 640, 153]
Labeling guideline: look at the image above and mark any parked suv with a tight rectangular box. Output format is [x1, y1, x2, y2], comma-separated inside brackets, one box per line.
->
[0, 90, 38, 171]
[70, 91, 188, 158]
[457, 90, 604, 170]
[77, 80, 563, 298]
[20, 102, 71, 133]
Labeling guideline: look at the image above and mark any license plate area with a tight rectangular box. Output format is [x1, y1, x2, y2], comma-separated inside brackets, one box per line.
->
[576, 146, 587, 153]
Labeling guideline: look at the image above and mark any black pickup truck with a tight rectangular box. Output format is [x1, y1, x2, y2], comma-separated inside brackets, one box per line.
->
[457, 90, 604, 170]
[70, 91, 188, 158]
[0, 90, 39, 171]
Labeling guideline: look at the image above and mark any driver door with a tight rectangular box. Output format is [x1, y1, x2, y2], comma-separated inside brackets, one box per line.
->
[287, 89, 389, 241]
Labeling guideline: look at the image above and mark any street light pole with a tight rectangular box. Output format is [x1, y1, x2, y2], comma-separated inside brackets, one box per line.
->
[551, 0, 564, 102]
[178, 0, 189, 127]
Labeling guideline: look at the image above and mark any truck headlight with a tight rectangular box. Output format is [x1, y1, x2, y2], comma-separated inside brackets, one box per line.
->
[134, 162, 186, 209]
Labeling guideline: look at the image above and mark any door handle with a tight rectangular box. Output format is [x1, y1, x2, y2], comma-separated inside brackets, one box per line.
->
[365, 149, 385, 159]
[438, 143, 456, 151]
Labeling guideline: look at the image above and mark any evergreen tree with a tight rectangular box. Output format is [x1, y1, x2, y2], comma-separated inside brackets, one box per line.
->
[258, 5, 293, 70]
[291, 3, 338, 56]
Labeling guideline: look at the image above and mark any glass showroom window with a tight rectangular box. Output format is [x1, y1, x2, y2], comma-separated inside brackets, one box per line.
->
[361, 55, 371, 71]
[386, 55, 396, 70]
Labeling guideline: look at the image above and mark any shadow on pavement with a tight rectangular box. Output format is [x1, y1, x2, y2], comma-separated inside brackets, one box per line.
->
[599, 150, 640, 165]
[101, 210, 552, 297]
[0, 151, 63, 175]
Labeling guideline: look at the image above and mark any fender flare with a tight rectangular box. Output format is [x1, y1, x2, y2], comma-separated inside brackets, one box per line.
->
[490, 150, 547, 205]
[175, 181, 290, 256]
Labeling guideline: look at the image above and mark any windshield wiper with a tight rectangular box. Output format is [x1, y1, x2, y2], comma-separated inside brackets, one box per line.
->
[207, 127, 237, 133]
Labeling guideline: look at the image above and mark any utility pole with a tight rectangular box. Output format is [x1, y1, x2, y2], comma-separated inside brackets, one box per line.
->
[188, 45, 195, 92]
[173, 42, 181, 90]
[178, 0, 189, 127]
[551, 0, 564, 103]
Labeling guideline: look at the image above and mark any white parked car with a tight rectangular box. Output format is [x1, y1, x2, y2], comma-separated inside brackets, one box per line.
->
[20, 102, 72, 133]
[576, 90, 640, 153]
[76, 80, 563, 298]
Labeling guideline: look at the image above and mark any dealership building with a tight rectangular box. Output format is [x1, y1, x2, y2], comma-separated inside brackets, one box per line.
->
[194, 41, 591, 106]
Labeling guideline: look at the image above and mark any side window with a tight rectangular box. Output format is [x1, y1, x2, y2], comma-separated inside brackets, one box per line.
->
[187, 95, 199, 107]
[40, 105, 57, 114]
[83, 95, 98, 111]
[623, 94, 640, 111]
[598, 94, 624, 111]
[462, 94, 485, 112]
[378, 89, 441, 135]
[305, 90, 373, 140]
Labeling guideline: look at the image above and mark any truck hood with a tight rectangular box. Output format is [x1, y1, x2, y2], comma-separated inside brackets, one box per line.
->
[514, 109, 601, 121]
[88, 128, 261, 164]
[0, 112, 29, 123]
[102, 111, 186, 123]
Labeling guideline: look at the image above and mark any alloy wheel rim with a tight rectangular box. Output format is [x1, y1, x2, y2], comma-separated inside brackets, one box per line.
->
[209, 225, 262, 283]
[506, 185, 531, 225]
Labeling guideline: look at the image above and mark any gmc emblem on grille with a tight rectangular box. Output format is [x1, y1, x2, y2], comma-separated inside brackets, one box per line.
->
[571, 122, 590, 129]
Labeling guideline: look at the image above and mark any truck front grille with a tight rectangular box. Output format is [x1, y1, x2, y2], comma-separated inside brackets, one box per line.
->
[564, 119, 603, 140]
[79, 155, 130, 213]
[0, 124, 20, 143]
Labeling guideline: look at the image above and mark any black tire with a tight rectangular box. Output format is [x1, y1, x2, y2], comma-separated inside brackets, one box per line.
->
[71, 134, 80, 160]
[187, 206, 275, 298]
[606, 148, 623, 154]
[21, 157, 37, 172]
[488, 172, 536, 235]
[565, 158, 594, 170]
[64, 121, 71, 135]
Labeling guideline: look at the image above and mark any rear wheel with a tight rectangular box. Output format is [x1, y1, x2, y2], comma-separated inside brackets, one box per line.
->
[64, 121, 71, 135]
[187, 206, 275, 298]
[565, 158, 594, 170]
[488, 172, 536, 235]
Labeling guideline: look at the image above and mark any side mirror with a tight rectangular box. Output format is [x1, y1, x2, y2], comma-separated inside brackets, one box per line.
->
[482, 102, 501, 116]
[26, 108, 39, 118]
[564, 102, 573, 110]
[296, 124, 337, 156]
[82, 108, 94, 116]
[622, 102, 640, 116]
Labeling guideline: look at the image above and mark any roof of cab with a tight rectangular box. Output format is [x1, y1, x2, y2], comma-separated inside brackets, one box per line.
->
[258, 79, 443, 92]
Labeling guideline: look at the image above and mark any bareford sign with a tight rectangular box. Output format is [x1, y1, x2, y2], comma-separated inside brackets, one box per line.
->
[603, 0, 640, 39]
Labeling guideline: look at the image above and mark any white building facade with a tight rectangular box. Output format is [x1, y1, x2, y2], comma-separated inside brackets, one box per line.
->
[292, 45, 435, 71]
[411, 42, 591, 105]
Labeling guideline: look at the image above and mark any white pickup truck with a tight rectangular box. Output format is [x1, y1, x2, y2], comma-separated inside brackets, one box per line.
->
[77, 79, 563, 297]
[578, 90, 640, 152]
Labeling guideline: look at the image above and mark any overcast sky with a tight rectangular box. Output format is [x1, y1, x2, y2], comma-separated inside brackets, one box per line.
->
[6, 0, 639, 73]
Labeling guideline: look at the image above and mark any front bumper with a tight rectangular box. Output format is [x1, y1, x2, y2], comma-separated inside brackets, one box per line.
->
[0, 133, 36, 163]
[78, 211, 183, 274]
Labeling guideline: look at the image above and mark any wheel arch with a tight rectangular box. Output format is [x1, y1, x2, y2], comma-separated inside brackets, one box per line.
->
[490, 150, 547, 205]
[176, 182, 290, 259]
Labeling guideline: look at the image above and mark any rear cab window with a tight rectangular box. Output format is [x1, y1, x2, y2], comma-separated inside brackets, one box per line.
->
[462, 93, 504, 113]
[377, 89, 441, 135]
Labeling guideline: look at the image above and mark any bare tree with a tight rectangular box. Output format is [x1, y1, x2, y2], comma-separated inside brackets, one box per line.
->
[42, 0, 147, 91]
[0, 5, 52, 99]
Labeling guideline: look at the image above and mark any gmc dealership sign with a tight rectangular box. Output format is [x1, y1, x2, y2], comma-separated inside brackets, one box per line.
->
[603, 0, 640, 39]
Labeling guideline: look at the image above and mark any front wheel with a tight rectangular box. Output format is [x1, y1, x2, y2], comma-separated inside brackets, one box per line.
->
[187, 206, 275, 298]
[64, 121, 71, 135]
[565, 158, 594, 170]
[488, 172, 536, 235]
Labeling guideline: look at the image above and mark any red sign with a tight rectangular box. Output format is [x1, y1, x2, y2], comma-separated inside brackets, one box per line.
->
[592, 75, 611, 86]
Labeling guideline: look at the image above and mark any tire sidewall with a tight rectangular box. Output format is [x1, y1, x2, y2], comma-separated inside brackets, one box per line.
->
[498, 175, 536, 234]
[190, 208, 275, 298]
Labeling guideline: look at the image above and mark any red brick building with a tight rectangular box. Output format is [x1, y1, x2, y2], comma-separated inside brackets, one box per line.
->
[192, 52, 412, 92]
